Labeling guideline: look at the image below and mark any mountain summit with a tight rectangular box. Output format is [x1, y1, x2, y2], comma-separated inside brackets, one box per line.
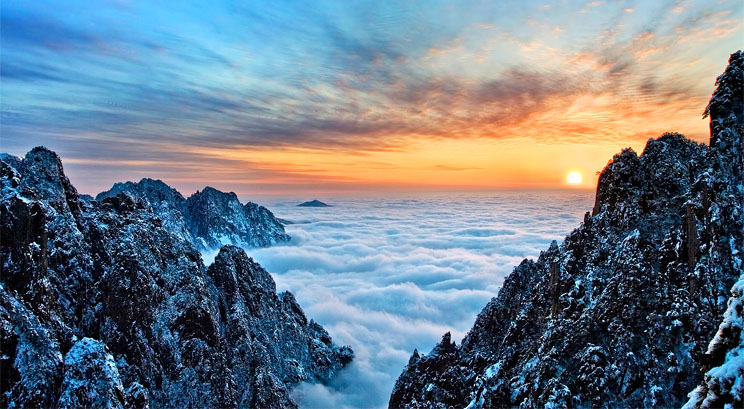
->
[96, 179, 290, 251]
[390, 51, 744, 409]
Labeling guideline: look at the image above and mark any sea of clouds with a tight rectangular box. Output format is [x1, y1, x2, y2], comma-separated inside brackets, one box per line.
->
[237, 190, 594, 408]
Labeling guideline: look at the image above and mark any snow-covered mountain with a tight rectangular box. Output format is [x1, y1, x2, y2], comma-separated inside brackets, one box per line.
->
[390, 51, 744, 408]
[0, 149, 351, 408]
[96, 179, 290, 252]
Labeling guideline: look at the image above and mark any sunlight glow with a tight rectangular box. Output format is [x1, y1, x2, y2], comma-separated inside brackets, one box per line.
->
[566, 171, 583, 185]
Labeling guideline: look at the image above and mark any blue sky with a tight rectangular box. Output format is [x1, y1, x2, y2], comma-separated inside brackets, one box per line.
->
[2, 0, 742, 195]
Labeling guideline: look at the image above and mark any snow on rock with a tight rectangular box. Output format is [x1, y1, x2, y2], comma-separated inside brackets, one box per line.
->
[683, 276, 744, 409]
[683, 50, 744, 409]
[57, 338, 125, 409]
[0, 148, 350, 407]
[185, 187, 290, 250]
[0, 285, 64, 408]
[96, 179, 290, 252]
[390, 50, 744, 408]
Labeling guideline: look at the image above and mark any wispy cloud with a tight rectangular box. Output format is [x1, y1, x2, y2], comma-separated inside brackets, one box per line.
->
[1, 0, 740, 192]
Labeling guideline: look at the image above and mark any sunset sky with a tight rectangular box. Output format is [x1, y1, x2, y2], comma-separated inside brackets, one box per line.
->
[1, 0, 741, 196]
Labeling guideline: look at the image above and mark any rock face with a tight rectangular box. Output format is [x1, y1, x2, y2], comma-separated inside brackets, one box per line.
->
[298, 200, 331, 207]
[0, 149, 352, 408]
[96, 179, 290, 252]
[57, 338, 126, 409]
[683, 50, 744, 409]
[390, 51, 744, 408]
[185, 187, 289, 250]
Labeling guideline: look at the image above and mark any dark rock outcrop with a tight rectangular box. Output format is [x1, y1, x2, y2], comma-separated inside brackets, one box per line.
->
[96, 179, 290, 252]
[185, 187, 289, 250]
[390, 51, 744, 408]
[683, 49, 744, 409]
[0, 149, 351, 408]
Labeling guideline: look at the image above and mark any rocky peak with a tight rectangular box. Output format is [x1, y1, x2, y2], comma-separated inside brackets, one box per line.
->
[18, 147, 81, 216]
[0, 159, 21, 199]
[185, 186, 290, 250]
[96, 179, 290, 252]
[280, 291, 308, 326]
[389, 331, 466, 408]
[706, 51, 743, 153]
[1, 147, 350, 408]
[591, 133, 708, 237]
[196, 186, 239, 201]
[592, 147, 640, 216]
[431, 332, 457, 356]
[97, 178, 185, 205]
[298, 199, 331, 207]
[705, 51, 744, 190]
[206, 245, 353, 390]
[390, 51, 744, 409]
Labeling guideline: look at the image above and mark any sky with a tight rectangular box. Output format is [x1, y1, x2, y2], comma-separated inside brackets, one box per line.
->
[1, 0, 742, 195]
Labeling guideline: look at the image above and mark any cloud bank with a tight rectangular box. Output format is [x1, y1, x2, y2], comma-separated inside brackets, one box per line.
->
[239, 191, 594, 408]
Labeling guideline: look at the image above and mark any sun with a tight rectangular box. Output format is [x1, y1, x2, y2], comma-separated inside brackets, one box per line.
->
[566, 171, 582, 185]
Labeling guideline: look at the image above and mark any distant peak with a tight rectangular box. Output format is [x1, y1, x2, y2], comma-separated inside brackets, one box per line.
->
[135, 178, 179, 193]
[0, 153, 23, 171]
[0, 153, 22, 162]
[298, 199, 331, 207]
[194, 186, 240, 202]
[96, 177, 184, 203]
[138, 178, 169, 187]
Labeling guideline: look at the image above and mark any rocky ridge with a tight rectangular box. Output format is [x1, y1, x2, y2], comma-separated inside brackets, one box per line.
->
[0, 148, 352, 408]
[96, 178, 290, 252]
[389, 51, 744, 408]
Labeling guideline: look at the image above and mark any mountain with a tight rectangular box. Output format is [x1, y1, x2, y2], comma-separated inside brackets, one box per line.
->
[390, 51, 744, 408]
[298, 200, 331, 207]
[0, 148, 352, 408]
[96, 179, 290, 252]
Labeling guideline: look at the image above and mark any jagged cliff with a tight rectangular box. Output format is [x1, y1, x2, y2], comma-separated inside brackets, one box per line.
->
[390, 51, 744, 409]
[0, 148, 351, 408]
[96, 178, 290, 252]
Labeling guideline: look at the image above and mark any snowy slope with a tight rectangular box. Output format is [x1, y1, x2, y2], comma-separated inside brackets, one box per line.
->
[390, 51, 744, 409]
[0, 148, 350, 408]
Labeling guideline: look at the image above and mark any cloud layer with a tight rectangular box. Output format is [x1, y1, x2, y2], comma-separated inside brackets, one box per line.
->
[237, 190, 595, 408]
